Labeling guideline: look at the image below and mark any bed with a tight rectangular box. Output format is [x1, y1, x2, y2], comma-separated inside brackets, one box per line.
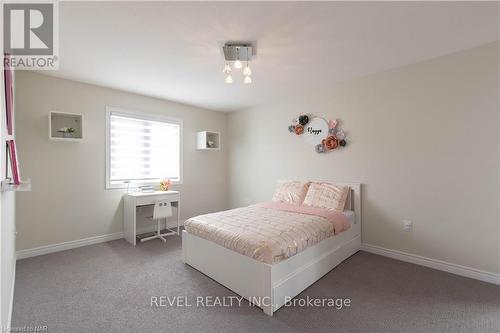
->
[182, 182, 361, 316]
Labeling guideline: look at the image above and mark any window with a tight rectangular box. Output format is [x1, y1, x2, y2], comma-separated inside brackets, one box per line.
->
[106, 107, 182, 189]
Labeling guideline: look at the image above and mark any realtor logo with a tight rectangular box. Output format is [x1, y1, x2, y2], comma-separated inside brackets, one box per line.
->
[3, 1, 59, 69]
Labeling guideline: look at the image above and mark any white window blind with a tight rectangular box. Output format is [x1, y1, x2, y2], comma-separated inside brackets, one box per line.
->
[107, 110, 181, 187]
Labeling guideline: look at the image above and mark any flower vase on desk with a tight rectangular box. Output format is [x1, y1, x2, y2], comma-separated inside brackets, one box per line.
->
[159, 179, 171, 191]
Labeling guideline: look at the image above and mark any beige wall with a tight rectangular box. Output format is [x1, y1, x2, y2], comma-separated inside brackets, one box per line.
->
[15, 72, 228, 251]
[227, 42, 499, 274]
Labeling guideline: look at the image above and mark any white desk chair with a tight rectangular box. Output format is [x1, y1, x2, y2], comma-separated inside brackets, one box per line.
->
[140, 200, 175, 243]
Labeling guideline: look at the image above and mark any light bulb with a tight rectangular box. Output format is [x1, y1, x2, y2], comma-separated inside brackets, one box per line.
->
[224, 74, 233, 84]
[243, 75, 252, 84]
[243, 65, 252, 76]
[234, 60, 242, 69]
[222, 64, 231, 75]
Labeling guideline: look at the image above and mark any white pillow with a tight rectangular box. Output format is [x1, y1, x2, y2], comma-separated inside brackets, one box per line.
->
[303, 183, 350, 211]
[271, 181, 310, 205]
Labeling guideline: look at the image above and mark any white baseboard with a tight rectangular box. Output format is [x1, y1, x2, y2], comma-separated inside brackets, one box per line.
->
[361, 243, 500, 285]
[16, 232, 124, 260]
[16, 221, 185, 260]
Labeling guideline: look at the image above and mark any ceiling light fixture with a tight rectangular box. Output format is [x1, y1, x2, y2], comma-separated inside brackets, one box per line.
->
[243, 62, 252, 76]
[222, 63, 232, 75]
[222, 42, 253, 84]
[234, 47, 242, 69]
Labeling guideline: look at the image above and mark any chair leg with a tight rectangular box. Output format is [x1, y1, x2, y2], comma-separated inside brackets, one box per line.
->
[158, 219, 166, 242]
[141, 233, 161, 242]
[140, 218, 170, 243]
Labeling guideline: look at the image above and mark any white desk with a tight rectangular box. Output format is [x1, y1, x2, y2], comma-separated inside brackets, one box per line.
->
[123, 190, 180, 246]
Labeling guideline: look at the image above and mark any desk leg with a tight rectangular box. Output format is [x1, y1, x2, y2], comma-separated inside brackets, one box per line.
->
[132, 207, 137, 245]
[177, 200, 180, 235]
[124, 196, 137, 246]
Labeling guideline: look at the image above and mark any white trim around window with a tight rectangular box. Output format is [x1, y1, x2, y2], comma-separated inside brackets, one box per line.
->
[105, 106, 183, 190]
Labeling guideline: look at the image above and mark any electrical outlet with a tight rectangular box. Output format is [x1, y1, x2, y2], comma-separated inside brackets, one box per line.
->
[403, 220, 413, 232]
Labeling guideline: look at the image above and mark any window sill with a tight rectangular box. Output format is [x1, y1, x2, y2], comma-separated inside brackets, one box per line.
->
[106, 180, 183, 190]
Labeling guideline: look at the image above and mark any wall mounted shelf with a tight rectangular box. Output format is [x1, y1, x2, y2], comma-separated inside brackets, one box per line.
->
[49, 111, 83, 141]
[196, 131, 220, 150]
[1, 179, 31, 192]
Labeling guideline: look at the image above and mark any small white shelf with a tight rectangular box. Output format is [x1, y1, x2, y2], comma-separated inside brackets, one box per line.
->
[1, 179, 31, 192]
[49, 111, 83, 141]
[197, 131, 220, 150]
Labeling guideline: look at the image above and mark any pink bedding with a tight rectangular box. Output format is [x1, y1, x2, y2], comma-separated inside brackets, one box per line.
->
[256, 201, 351, 235]
[184, 202, 351, 264]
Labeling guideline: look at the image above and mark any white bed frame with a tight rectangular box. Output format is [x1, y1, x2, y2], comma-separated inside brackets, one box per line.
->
[182, 182, 361, 316]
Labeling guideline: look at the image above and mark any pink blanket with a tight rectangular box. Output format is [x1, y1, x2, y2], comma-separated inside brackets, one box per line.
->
[257, 202, 351, 235]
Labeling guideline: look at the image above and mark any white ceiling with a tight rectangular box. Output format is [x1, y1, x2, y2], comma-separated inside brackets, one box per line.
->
[47, 2, 498, 111]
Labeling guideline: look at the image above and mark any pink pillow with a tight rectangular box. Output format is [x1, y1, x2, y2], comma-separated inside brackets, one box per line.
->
[303, 183, 350, 212]
[272, 181, 310, 205]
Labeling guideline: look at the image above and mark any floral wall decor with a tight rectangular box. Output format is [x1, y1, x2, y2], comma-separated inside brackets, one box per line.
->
[288, 114, 347, 154]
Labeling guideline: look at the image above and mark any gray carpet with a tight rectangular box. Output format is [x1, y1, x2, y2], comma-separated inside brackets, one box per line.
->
[12, 235, 500, 333]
